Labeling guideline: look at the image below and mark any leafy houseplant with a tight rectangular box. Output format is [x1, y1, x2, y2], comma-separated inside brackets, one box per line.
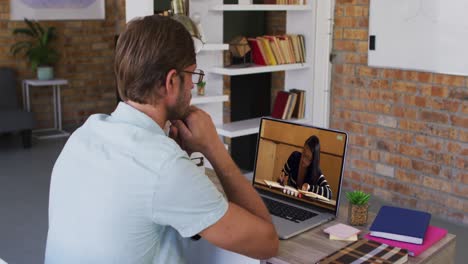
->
[10, 18, 59, 80]
[346, 190, 370, 226]
[197, 80, 206, 96]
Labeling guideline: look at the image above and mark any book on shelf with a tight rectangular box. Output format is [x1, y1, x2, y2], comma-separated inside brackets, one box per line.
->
[247, 38, 267, 66]
[365, 225, 447, 257]
[290, 89, 305, 119]
[271, 91, 290, 119]
[369, 206, 431, 245]
[282, 92, 297, 119]
[316, 239, 408, 264]
[271, 89, 305, 120]
[248, 34, 305, 66]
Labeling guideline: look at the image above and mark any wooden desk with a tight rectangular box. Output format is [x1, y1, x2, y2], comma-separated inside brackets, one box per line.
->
[205, 170, 456, 264]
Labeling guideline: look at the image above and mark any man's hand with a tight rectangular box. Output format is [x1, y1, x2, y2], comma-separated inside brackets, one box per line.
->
[169, 106, 222, 156]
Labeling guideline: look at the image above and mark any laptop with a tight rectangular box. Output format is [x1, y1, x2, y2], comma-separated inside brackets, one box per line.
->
[252, 117, 348, 239]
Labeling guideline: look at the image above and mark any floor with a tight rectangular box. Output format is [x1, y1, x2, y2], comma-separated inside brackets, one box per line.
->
[0, 134, 466, 264]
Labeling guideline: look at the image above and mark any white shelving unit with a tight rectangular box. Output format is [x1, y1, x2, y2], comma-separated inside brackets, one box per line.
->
[208, 63, 309, 76]
[191, 90, 228, 105]
[200, 43, 229, 51]
[216, 117, 309, 138]
[211, 4, 312, 11]
[209, 1, 334, 139]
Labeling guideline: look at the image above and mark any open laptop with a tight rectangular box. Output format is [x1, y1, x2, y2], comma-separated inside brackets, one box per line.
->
[252, 117, 348, 239]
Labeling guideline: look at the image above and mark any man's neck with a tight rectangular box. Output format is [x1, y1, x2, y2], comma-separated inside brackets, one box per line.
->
[126, 100, 167, 129]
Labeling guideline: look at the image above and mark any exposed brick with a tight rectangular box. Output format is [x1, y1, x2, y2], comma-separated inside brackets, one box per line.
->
[455, 171, 468, 185]
[398, 144, 424, 158]
[392, 106, 417, 119]
[334, 17, 369, 28]
[376, 140, 396, 152]
[412, 160, 441, 176]
[368, 80, 390, 90]
[450, 115, 468, 128]
[382, 69, 403, 79]
[334, 64, 355, 75]
[343, 29, 368, 40]
[433, 74, 465, 87]
[344, 121, 366, 133]
[420, 85, 449, 98]
[352, 159, 375, 171]
[373, 188, 392, 201]
[423, 176, 451, 192]
[453, 184, 468, 197]
[395, 169, 422, 184]
[376, 163, 394, 177]
[449, 88, 468, 101]
[391, 81, 418, 94]
[334, 40, 358, 51]
[330, 0, 467, 224]
[349, 134, 372, 148]
[344, 5, 369, 17]
[357, 66, 379, 77]
[386, 180, 413, 196]
[420, 111, 449, 124]
[377, 115, 397, 128]
[353, 112, 378, 123]
[426, 98, 460, 113]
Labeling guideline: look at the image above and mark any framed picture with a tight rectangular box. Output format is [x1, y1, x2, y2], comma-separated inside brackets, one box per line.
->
[10, 0, 105, 21]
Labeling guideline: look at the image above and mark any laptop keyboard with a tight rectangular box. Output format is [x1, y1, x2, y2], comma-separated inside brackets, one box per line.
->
[262, 197, 317, 223]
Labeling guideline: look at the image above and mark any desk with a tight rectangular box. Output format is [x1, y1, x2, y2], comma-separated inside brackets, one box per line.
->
[204, 170, 456, 264]
[22, 79, 70, 139]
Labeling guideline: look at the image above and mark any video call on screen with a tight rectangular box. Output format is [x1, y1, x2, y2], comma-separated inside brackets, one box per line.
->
[253, 119, 347, 212]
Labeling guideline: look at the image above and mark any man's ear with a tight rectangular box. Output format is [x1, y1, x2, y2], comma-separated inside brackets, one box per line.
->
[164, 69, 179, 96]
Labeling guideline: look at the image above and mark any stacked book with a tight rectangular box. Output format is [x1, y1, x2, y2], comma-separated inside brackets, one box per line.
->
[323, 223, 360, 241]
[248, 34, 305, 66]
[271, 89, 306, 120]
[366, 206, 447, 257]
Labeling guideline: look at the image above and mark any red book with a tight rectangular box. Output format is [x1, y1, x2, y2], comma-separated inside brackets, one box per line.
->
[271, 91, 290, 119]
[248, 38, 267, 66]
[365, 225, 447, 257]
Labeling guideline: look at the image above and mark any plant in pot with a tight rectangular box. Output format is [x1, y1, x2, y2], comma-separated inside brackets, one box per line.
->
[346, 190, 370, 226]
[10, 18, 59, 80]
[196, 80, 206, 96]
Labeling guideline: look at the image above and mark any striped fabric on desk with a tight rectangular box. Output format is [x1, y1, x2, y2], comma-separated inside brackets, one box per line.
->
[317, 239, 408, 264]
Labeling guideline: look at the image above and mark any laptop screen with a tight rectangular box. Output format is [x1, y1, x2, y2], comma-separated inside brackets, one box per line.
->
[253, 118, 348, 215]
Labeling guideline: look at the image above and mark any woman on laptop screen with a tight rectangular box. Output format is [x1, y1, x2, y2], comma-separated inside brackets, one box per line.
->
[277, 135, 332, 199]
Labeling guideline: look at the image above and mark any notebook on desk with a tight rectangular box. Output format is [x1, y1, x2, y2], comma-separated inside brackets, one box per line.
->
[252, 117, 348, 239]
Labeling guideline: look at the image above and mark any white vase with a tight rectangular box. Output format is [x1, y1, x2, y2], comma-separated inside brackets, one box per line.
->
[37, 66, 54, 80]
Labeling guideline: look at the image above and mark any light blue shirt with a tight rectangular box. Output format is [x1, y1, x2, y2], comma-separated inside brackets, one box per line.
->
[45, 102, 228, 264]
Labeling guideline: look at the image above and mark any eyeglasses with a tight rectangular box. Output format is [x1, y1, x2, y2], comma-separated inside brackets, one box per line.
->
[182, 69, 205, 85]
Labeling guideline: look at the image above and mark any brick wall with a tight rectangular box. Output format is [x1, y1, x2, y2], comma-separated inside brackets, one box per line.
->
[0, 0, 126, 130]
[331, 0, 467, 224]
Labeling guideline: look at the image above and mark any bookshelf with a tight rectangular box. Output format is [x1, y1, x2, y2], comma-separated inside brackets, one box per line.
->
[208, 63, 310, 76]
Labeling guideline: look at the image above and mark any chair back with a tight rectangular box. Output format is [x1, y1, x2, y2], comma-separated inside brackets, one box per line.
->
[0, 68, 18, 108]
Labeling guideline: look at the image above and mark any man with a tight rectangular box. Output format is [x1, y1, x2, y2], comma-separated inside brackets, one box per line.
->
[45, 15, 278, 263]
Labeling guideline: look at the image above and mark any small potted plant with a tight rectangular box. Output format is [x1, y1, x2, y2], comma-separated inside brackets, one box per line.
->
[10, 18, 59, 80]
[197, 80, 206, 96]
[346, 190, 370, 226]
